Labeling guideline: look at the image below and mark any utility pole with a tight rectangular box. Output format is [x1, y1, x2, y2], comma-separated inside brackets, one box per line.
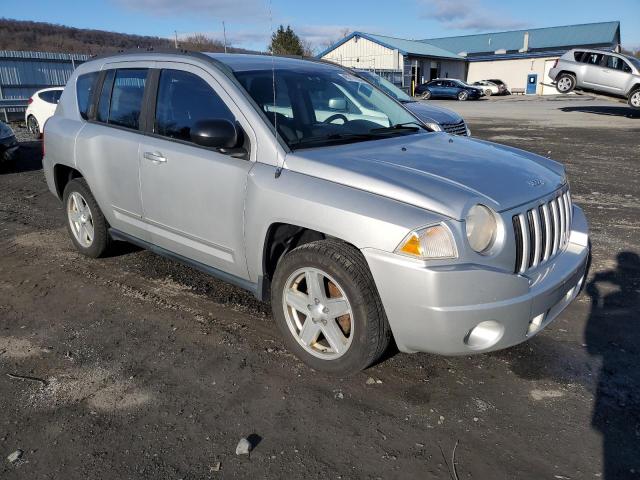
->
[174, 30, 179, 49]
[222, 21, 228, 54]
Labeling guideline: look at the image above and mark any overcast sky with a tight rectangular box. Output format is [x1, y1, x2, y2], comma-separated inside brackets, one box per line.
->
[2, 0, 639, 52]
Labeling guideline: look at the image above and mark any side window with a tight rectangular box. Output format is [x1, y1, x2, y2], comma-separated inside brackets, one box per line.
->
[77, 72, 98, 120]
[583, 53, 603, 65]
[573, 51, 585, 62]
[154, 69, 235, 143]
[605, 55, 631, 72]
[309, 81, 349, 112]
[96, 70, 115, 123]
[108, 69, 148, 129]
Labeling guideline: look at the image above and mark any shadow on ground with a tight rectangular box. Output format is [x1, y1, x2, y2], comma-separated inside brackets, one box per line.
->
[559, 105, 640, 119]
[585, 251, 640, 479]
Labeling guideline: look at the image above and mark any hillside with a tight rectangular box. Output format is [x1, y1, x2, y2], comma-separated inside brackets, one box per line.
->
[0, 18, 250, 55]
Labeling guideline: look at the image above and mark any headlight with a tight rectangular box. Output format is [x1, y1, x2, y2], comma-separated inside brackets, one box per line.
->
[395, 224, 457, 260]
[424, 122, 443, 132]
[466, 126, 472, 136]
[465, 204, 498, 254]
[0, 123, 14, 140]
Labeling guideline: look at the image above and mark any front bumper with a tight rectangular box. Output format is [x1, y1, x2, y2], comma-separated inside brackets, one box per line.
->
[0, 135, 19, 162]
[363, 205, 590, 355]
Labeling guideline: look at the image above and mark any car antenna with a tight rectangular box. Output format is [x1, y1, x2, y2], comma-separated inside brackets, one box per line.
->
[268, 0, 283, 179]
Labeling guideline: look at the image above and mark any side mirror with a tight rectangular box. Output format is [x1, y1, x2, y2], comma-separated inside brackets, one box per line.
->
[328, 97, 347, 111]
[190, 119, 239, 149]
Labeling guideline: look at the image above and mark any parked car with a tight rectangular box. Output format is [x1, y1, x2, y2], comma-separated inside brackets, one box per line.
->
[549, 49, 640, 108]
[25, 87, 64, 135]
[472, 80, 505, 96]
[486, 79, 510, 94]
[0, 121, 19, 164]
[43, 52, 590, 375]
[415, 79, 484, 101]
[354, 70, 470, 135]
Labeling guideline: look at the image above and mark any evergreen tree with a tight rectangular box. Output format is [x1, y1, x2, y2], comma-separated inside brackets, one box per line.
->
[268, 25, 305, 56]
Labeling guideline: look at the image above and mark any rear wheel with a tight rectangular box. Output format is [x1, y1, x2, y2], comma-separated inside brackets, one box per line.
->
[271, 240, 391, 376]
[27, 115, 40, 136]
[457, 91, 469, 101]
[556, 73, 576, 93]
[629, 89, 640, 109]
[63, 178, 111, 258]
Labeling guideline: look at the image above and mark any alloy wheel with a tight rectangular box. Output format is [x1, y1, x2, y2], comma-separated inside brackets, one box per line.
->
[27, 116, 39, 135]
[630, 91, 640, 108]
[282, 267, 354, 360]
[67, 192, 95, 247]
[557, 77, 573, 92]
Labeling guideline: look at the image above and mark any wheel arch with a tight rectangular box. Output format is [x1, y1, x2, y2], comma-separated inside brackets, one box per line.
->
[53, 163, 84, 200]
[626, 83, 640, 97]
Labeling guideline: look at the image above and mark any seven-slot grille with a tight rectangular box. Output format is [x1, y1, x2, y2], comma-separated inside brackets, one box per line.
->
[441, 121, 468, 136]
[512, 189, 572, 274]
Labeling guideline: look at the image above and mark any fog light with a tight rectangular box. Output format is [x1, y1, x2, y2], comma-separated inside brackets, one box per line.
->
[464, 320, 504, 350]
[527, 312, 546, 336]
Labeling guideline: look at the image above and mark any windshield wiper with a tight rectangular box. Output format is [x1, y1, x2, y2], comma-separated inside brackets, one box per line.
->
[369, 122, 424, 134]
[289, 132, 386, 148]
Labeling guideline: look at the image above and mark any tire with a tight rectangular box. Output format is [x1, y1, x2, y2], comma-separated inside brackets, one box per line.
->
[484, 89, 493, 96]
[628, 89, 640, 109]
[555, 73, 576, 94]
[457, 91, 469, 101]
[27, 115, 40, 137]
[271, 239, 391, 376]
[420, 90, 432, 100]
[62, 178, 111, 258]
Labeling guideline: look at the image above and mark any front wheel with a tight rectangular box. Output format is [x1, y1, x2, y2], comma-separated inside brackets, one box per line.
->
[271, 240, 391, 376]
[63, 178, 111, 258]
[484, 89, 493, 96]
[420, 90, 431, 100]
[457, 91, 469, 101]
[629, 89, 640, 109]
[556, 74, 576, 93]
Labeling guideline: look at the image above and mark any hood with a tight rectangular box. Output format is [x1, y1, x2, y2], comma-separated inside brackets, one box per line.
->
[285, 133, 566, 220]
[403, 102, 463, 125]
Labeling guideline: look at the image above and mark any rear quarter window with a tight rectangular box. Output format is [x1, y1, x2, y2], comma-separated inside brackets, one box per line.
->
[76, 72, 99, 120]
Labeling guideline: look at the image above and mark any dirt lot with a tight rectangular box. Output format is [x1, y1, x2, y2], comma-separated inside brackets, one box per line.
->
[1, 96, 639, 479]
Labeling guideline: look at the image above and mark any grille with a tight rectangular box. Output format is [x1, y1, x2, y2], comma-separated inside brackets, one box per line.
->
[512, 189, 572, 274]
[441, 121, 468, 136]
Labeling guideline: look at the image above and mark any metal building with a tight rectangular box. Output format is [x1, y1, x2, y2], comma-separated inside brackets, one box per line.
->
[319, 21, 622, 94]
[0, 50, 88, 115]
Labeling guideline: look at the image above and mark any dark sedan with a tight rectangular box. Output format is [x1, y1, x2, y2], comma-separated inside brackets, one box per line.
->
[415, 79, 484, 101]
[0, 122, 19, 164]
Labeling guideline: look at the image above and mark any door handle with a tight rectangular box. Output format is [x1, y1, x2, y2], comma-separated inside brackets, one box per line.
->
[143, 151, 167, 164]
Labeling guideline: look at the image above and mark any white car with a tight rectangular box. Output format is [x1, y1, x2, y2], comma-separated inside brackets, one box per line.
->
[472, 80, 503, 96]
[25, 87, 64, 136]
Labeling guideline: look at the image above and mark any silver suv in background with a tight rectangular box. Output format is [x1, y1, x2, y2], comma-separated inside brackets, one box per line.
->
[549, 48, 640, 108]
[43, 52, 589, 375]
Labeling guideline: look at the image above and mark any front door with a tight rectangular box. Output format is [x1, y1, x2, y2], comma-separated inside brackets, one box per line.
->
[139, 65, 254, 279]
[526, 74, 538, 94]
[599, 55, 632, 94]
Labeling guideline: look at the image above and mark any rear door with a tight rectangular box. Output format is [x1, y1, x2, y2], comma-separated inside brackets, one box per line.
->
[138, 64, 255, 279]
[75, 65, 151, 242]
[580, 52, 605, 88]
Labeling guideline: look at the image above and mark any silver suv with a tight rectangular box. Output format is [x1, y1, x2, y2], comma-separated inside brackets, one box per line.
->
[43, 52, 590, 375]
[549, 48, 640, 108]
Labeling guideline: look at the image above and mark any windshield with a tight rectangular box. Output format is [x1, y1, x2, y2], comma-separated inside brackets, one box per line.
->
[357, 71, 412, 102]
[234, 67, 423, 149]
[624, 55, 640, 70]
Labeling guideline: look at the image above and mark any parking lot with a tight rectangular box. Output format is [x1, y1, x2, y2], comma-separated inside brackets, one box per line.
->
[1, 95, 638, 479]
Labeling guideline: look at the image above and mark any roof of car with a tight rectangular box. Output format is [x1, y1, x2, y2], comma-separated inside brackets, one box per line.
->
[205, 53, 337, 72]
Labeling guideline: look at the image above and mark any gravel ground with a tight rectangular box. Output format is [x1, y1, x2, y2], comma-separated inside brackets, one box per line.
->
[0, 99, 639, 479]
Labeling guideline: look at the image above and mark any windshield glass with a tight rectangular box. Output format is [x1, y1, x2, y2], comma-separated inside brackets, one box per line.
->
[234, 67, 422, 149]
[357, 71, 412, 102]
[624, 55, 640, 70]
